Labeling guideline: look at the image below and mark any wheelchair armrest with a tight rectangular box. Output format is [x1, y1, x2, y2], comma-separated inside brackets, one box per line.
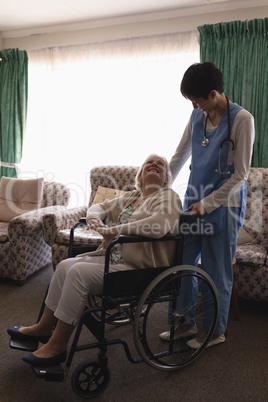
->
[79, 217, 87, 224]
[102, 210, 193, 272]
[78, 217, 108, 225]
[104, 233, 182, 274]
[69, 217, 110, 258]
[68, 218, 93, 258]
[110, 233, 180, 245]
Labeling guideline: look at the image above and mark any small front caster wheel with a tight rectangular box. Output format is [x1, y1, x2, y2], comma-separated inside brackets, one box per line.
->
[71, 360, 111, 399]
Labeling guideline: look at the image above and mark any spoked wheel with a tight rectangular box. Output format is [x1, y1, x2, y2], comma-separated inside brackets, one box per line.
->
[133, 265, 219, 371]
[88, 295, 130, 325]
[71, 360, 111, 399]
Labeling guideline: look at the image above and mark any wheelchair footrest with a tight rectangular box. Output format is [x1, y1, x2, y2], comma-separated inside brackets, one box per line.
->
[31, 364, 65, 382]
[9, 337, 38, 352]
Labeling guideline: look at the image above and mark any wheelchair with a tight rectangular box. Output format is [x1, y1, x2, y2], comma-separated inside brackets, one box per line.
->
[9, 216, 219, 399]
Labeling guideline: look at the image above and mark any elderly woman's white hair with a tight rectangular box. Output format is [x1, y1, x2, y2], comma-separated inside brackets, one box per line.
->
[135, 154, 172, 191]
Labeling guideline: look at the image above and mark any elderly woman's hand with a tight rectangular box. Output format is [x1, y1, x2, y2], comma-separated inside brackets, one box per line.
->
[96, 226, 116, 240]
[94, 226, 118, 249]
[87, 218, 107, 230]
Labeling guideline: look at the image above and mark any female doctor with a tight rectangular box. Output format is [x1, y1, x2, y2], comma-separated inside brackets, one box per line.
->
[160, 62, 255, 348]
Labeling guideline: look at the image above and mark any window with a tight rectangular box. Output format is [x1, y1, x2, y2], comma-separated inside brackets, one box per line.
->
[21, 31, 199, 206]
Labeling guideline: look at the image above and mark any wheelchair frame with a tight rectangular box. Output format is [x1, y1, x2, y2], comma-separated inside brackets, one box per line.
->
[9, 218, 219, 399]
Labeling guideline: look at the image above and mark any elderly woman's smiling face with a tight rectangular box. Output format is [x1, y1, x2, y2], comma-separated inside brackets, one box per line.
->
[141, 155, 168, 190]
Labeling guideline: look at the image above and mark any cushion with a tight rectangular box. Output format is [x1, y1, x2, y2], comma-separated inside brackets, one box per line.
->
[92, 185, 127, 205]
[237, 227, 257, 246]
[0, 177, 44, 222]
[235, 243, 267, 267]
[0, 221, 8, 242]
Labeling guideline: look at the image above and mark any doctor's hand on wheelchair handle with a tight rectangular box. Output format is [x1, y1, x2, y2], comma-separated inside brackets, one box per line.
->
[188, 202, 206, 217]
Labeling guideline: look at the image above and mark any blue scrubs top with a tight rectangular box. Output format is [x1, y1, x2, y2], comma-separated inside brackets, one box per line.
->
[184, 103, 247, 233]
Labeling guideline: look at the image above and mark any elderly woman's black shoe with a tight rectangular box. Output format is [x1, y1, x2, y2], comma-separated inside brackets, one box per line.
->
[22, 350, 67, 366]
[7, 326, 51, 344]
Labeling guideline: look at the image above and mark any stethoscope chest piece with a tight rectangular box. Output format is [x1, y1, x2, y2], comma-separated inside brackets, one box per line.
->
[201, 138, 209, 147]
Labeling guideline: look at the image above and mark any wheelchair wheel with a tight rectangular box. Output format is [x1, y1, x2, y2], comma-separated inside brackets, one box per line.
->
[71, 360, 111, 399]
[133, 265, 219, 371]
[88, 295, 130, 325]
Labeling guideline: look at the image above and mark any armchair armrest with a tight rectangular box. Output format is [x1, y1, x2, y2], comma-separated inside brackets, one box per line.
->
[7, 205, 71, 240]
[43, 206, 87, 246]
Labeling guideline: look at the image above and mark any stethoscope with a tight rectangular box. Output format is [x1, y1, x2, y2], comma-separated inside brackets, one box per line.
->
[202, 95, 235, 175]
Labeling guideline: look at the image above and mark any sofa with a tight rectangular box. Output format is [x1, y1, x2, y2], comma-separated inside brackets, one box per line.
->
[42, 166, 268, 302]
[0, 178, 70, 283]
[234, 168, 268, 302]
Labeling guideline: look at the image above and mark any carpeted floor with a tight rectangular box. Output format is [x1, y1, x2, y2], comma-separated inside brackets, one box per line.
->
[0, 264, 267, 402]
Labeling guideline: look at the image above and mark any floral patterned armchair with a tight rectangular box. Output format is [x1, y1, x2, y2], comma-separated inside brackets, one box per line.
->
[42, 166, 139, 270]
[234, 168, 268, 301]
[0, 181, 70, 284]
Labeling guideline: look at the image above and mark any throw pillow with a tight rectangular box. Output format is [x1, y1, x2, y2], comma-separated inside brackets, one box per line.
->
[0, 177, 44, 222]
[237, 227, 256, 246]
[92, 186, 127, 205]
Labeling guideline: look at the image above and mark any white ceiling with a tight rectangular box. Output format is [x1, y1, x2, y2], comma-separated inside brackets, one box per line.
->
[0, 0, 267, 32]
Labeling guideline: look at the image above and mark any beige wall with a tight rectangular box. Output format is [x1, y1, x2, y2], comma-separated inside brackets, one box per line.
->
[1, 5, 268, 50]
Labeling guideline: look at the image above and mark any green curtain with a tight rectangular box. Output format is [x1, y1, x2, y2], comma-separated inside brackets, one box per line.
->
[0, 48, 28, 177]
[198, 19, 268, 167]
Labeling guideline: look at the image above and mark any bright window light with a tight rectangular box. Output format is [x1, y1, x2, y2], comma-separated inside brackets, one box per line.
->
[21, 32, 199, 207]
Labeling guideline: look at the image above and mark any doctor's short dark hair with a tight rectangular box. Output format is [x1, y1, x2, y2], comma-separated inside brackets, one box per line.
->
[180, 62, 224, 99]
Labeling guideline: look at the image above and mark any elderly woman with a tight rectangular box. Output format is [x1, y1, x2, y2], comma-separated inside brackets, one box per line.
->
[8, 154, 182, 366]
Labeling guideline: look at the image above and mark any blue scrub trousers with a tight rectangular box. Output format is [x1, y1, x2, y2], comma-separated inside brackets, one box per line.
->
[180, 207, 240, 335]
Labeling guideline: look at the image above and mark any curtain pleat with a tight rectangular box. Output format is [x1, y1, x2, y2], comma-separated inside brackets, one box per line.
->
[198, 19, 268, 167]
[0, 49, 28, 177]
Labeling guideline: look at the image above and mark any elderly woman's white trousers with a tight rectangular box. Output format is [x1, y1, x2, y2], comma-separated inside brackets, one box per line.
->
[45, 256, 127, 326]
